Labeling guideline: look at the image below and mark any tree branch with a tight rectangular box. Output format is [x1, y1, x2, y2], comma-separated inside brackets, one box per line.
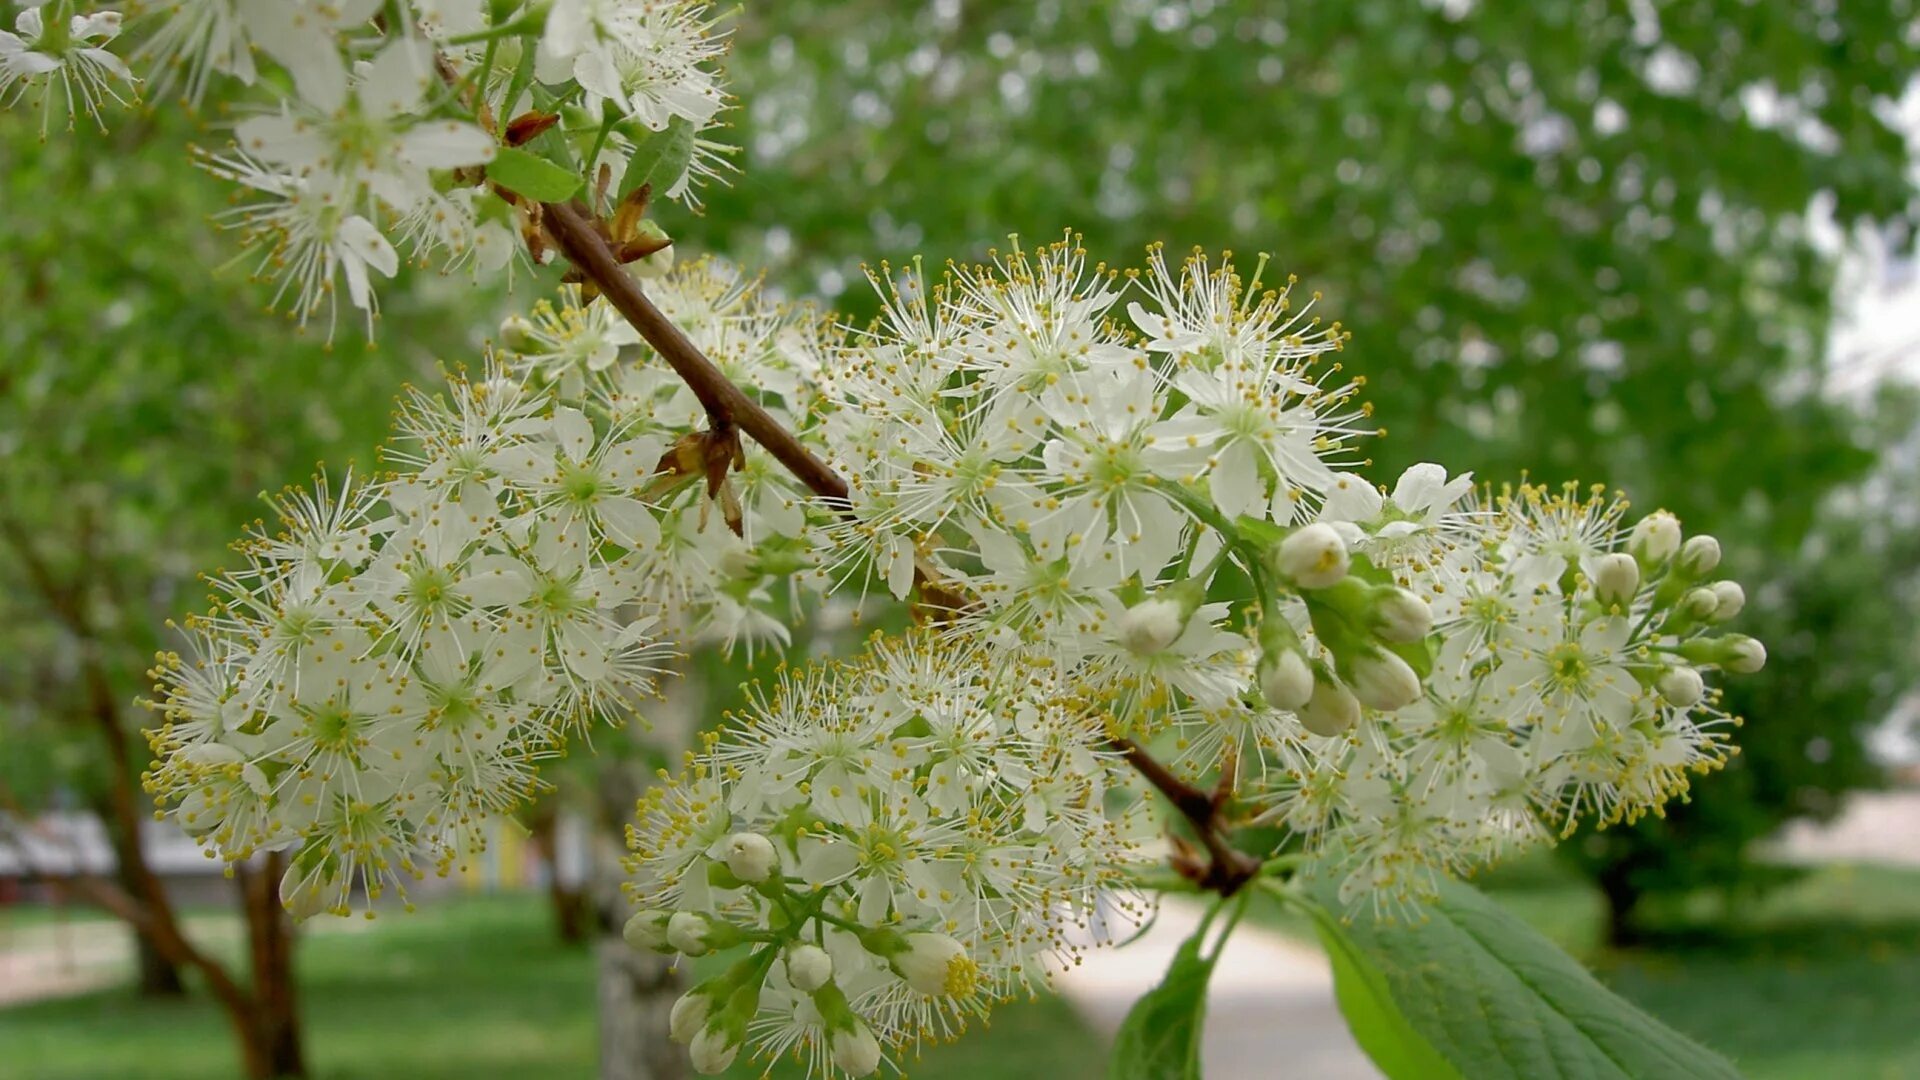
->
[541, 201, 1258, 895]
[539, 200, 850, 507]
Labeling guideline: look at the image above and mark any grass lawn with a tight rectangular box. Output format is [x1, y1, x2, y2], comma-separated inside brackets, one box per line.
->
[1472, 858, 1920, 1080]
[0, 895, 1101, 1079]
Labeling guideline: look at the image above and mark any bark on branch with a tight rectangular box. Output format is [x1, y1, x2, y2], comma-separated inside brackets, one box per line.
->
[539, 201, 850, 507]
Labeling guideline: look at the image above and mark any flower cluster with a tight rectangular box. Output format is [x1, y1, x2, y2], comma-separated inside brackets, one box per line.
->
[1254, 482, 1760, 909]
[0, 0, 136, 134]
[197, 35, 502, 332]
[622, 636, 1146, 1077]
[72, 0, 735, 331]
[816, 238, 1364, 614]
[801, 239, 1766, 914]
[500, 260, 834, 655]
[145, 367, 685, 916]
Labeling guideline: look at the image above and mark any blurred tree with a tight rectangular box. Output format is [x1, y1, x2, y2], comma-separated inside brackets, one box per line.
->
[0, 108, 493, 1076]
[678, 0, 1920, 933]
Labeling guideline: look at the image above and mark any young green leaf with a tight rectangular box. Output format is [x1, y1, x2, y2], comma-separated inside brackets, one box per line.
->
[619, 117, 696, 200]
[1297, 877, 1742, 1080]
[488, 146, 582, 203]
[1107, 913, 1227, 1080]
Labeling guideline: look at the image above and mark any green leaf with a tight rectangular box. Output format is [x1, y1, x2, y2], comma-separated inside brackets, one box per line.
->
[1107, 913, 1224, 1079]
[1385, 635, 1434, 680]
[1293, 886, 1464, 1079]
[1232, 514, 1290, 550]
[619, 117, 695, 199]
[1300, 877, 1743, 1080]
[487, 146, 581, 202]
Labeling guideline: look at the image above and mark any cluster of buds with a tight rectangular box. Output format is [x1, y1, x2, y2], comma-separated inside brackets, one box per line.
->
[1259, 520, 1437, 731]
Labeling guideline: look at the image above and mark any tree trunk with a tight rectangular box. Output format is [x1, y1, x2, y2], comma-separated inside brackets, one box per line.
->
[592, 762, 685, 1080]
[1597, 859, 1644, 948]
[111, 819, 187, 998]
[133, 930, 189, 997]
[595, 916, 686, 1080]
[528, 803, 593, 946]
[88, 776, 187, 997]
[236, 852, 306, 1079]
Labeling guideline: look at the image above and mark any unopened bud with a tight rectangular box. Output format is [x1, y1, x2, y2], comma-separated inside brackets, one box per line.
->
[688, 1025, 739, 1075]
[1276, 523, 1350, 589]
[785, 944, 834, 992]
[669, 990, 713, 1044]
[1593, 553, 1640, 606]
[1680, 535, 1721, 576]
[1681, 588, 1720, 620]
[622, 909, 671, 952]
[887, 933, 979, 998]
[1726, 635, 1766, 674]
[1371, 588, 1432, 644]
[831, 1021, 883, 1077]
[1657, 666, 1705, 707]
[1259, 649, 1315, 710]
[1351, 650, 1422, 712]
[1709, 581, 1745, 620]
[498, 314, 536, 350]
[667, 911, 715, 956]
[721, 832, 778, 883]
[1299, 676, 1361, 737]
[1118, 597, 1186, 655]
[1629, 511, 1682, 565]
[631, 221, 677, 280]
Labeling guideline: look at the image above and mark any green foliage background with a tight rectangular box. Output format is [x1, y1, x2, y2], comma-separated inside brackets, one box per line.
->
[0, 110, 495, 811]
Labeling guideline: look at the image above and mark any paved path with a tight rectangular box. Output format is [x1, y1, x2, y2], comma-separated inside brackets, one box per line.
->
[1773, 791, 1920, 867]
[1053, 898, 1379, 1080]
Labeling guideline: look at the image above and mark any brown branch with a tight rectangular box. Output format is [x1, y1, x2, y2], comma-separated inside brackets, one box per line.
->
[1113, 737, 1260, 896]
[541, 200, 1258, 895]
[540, 200, 850, 506]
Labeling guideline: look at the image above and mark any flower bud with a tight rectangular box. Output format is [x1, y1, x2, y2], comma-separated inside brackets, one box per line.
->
[1276, 523, 1350, 589]
[1259, 648, 1315, 710]
[1299, 676, 1361, 737]
[1118, 597, 1186, 655]
[1371, 588, 1433, 644]
[831, 1021, 884, 1077]
[1351, 650, 1422, 712]
[1592, 553, 1640, 606]
[1629, 511, 1683, 565]
[1680, 534, 1721, 576]
[688, 1025, 739, 1075]
[630, 222, 677, 280]
[1709, 581, 1745, 620]
[669, 990, 713, 1044]
[781, 943, 833, 992]
[721, 832, 778, 883]
[622, 909, 671, 952]
[1726, 635, 1766, 674]
[889, 933, 979, 998]
[667, 911, 715, 956]
[498, 314, 536, 350]
[1681, 588, 1720, 620]
[1657, 666, 1704, 707]
[635, 244, 677, 279]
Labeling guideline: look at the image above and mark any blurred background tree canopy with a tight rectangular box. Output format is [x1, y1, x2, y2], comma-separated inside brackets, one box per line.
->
[679, 0, 1920, 939]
